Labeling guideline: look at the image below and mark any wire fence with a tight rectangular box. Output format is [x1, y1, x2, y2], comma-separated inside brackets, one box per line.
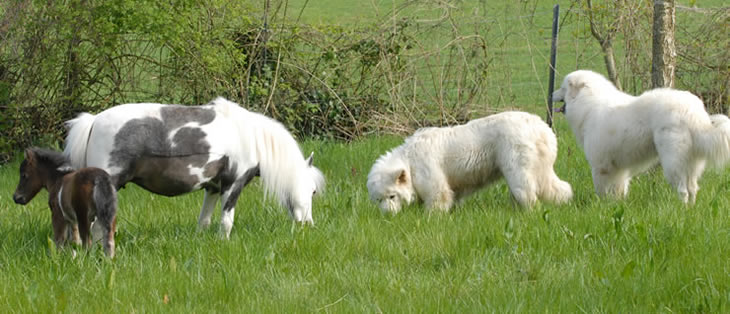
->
[255, 1, 727, 135]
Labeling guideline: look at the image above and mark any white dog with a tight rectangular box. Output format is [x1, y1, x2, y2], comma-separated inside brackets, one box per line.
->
[366, 111, 573, 213]
[552, 70, 730, 203]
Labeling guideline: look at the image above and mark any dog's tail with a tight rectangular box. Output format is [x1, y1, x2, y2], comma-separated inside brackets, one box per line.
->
[540, 173, 573, 204]
[63, 112, 96, 169]
[693, 114, 730, 168]
[535, 127, 573, 204]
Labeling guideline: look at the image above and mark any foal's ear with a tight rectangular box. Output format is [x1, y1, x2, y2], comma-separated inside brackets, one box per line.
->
[57, 164, 74, 173]
[24, 148, 36, 164]
[396, 169, 408, 185]
[306, 152, 314, 166]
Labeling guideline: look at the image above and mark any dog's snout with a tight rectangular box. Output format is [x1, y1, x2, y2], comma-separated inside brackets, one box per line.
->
[551, 91, 564, 102]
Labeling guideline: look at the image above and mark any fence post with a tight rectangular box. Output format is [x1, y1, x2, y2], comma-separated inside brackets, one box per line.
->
[546, 4, 559, 128]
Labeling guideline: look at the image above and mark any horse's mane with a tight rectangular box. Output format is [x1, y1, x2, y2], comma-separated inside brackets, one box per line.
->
[211, 98, 324, 206]
[30, 147, 74, 174]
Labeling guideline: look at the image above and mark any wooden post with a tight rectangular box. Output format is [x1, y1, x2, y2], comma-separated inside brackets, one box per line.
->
[547, 4, 559, 127]
[651, 0, 676, 88]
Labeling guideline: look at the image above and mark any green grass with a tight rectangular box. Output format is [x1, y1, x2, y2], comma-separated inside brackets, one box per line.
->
[2, 0, 728, 311]
[1, 119, 729, 312]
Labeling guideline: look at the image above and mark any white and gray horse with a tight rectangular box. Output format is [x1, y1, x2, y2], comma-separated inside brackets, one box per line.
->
[64, 97, 324, 238]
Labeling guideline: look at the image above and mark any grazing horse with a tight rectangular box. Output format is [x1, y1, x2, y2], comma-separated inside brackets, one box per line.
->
[63, 97, 325, 238]
[13, 148, 117, 257]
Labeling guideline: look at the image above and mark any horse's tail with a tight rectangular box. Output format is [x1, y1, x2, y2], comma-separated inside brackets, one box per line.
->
[92, 172, 117, 257]
[693, 114, 730, 168]
[63, 112, 96, 169]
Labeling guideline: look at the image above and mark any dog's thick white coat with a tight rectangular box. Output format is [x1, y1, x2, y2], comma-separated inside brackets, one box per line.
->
[367, 112, 573, 213]
[553, 70, 730, 203]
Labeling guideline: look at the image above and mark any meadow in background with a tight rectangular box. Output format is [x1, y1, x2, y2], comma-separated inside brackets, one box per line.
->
[1, 122, 729, 312]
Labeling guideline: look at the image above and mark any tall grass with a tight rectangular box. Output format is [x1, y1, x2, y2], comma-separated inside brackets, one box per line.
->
[0, 120, 728, 312]
[2, 1, 728, 311]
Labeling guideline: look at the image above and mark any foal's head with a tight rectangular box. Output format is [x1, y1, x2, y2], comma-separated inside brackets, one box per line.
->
[13, 148, 73, 205]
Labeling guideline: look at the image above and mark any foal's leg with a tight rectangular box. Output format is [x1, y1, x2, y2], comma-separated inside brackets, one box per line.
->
[70, 223, 82, 245]
[94, 205, 117, 258]
[50, 206, 69, 249]
[97, 216, 117, 258]
[77, 220, 91, 250]
[197, 190, 220, 230]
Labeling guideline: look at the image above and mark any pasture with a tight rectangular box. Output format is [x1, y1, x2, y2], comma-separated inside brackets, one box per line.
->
[1, 0, 729, 312]
[1, 119, 729, 312]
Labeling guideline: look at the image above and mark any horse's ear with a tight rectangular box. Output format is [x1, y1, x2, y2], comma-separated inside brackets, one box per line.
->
[396, 169, 408, 185]
[306, 152, 314, 166]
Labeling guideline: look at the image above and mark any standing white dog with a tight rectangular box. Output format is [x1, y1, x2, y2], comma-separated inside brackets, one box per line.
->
[366, 111, 573, 213]
[553, 70, 730, 203]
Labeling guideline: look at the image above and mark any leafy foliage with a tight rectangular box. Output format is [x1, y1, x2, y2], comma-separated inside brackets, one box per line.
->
[0, 0, 727, 163]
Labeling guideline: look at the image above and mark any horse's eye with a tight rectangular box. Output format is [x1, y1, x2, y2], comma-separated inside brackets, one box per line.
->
[312, 190, 316, 196]
[388, 195, 396, 200]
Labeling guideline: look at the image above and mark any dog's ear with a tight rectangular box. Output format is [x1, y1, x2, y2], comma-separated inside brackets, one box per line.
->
[396, 169, 408, 185]
[567, 77, 586, 99]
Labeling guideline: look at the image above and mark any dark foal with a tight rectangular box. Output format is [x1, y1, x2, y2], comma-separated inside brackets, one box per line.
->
[13, 148, 117, 258]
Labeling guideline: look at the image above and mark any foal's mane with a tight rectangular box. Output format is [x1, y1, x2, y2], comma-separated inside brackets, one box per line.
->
[30, 147, 74, 174]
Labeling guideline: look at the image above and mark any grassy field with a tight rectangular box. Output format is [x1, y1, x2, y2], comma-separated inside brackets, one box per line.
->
[2, 0, 729, 312]
[1, 119, 729, 312]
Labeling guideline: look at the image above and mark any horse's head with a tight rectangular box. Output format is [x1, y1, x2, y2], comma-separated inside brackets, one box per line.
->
[287, 152, 325, 224]
[13, 149, 47, 205]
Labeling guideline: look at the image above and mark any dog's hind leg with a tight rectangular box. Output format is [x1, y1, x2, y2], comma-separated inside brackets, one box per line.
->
[503, 167, 538, 208]
[655, 129, 692, 203]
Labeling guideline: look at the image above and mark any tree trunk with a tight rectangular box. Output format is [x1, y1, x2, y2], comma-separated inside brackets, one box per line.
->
[651, 0, 676, 88]
[586, 0, 623, 90]
[601, 40, 622, 91]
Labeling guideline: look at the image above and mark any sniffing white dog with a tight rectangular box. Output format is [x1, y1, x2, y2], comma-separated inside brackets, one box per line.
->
[366, 111, 573, 213]
[553, 70, 730, 203]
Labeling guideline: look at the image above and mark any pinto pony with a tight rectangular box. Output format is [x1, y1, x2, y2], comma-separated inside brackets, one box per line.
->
[63, 97, 324, 238]
[13, 148, 117, 257]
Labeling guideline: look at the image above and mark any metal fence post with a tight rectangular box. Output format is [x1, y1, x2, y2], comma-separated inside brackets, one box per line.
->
[547, 4, 560, 127]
